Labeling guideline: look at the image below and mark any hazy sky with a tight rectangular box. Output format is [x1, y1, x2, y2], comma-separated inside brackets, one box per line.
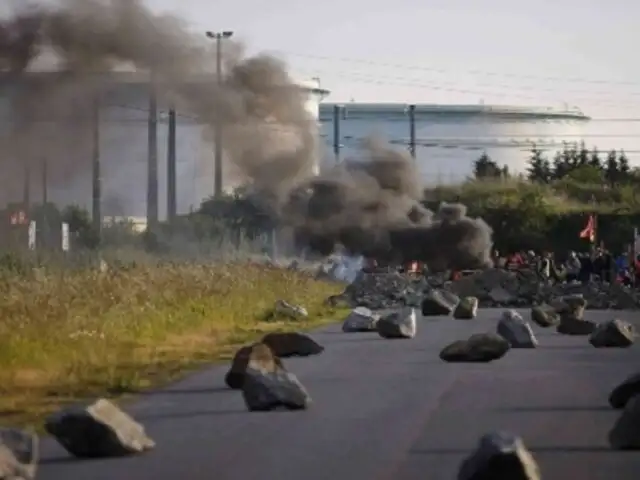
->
[137, 0, 640, 118]
[4, 0, 640, 117]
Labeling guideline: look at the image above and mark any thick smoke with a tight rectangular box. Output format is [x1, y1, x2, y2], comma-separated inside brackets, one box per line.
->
[0, 0, 317, 207]
[0, 0, 493, 271]
[285, 138, 493, 270]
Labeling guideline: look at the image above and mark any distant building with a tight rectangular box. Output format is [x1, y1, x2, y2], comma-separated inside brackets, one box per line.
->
[0, 72, 330, 217]
[319, 102, 594, 183]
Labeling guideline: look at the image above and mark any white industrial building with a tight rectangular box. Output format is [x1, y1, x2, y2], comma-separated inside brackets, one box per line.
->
[319, 102, 598, 183]
[0, 72, 330, 219]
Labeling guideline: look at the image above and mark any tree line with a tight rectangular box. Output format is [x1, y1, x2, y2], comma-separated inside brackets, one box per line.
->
[473, 141, 637, 186]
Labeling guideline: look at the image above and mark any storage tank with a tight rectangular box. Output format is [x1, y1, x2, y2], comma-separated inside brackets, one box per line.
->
[319, 103, 597, 183]
[0, 72, 330, 217]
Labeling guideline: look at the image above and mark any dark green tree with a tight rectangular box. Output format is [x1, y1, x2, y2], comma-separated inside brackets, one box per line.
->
[473, 152, 502, 179]
[605, 149, 619, 186]
[551, 151, 569, 180]
[577, 141, 589, 166]
[588, 147, 602, 170]
[618, 150, 630, 180]
[527, 147, 552, 183]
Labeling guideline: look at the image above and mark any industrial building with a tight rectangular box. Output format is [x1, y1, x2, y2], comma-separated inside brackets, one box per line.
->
[0, 72, 330, 220]
[319, 102, 593, 183]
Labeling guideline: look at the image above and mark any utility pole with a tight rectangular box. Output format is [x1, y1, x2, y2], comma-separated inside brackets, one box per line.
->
[167, 107, 177, 225]
[147, 81, 159, 233]
[22, 163, 30, 209]
[41, 158, 48, 205]
[408, 104, 416, 159]
[332, 104, 341, 163]
[205, 30, 233, 197]
[91, 94, 102, 238]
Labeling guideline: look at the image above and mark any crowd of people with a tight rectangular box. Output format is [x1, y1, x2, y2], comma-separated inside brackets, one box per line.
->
[496, 248, 640, 286]
[362, 247, 640, 288]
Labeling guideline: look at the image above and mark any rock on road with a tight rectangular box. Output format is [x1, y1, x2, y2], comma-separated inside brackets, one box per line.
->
[39, 308, 640, 480]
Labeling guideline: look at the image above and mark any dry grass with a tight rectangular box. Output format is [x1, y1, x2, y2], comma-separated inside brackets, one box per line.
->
[0, 260, 346, 429]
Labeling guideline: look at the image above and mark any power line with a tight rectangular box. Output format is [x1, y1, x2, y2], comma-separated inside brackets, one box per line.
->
[269, 50, 640, 88]
[291, 68, 640, 108]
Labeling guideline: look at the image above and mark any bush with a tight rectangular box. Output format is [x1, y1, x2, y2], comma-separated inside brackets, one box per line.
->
[426, 178, 640, 253]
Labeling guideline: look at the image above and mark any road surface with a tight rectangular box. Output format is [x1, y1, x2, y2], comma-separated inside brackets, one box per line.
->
[39, 308, 640, 479]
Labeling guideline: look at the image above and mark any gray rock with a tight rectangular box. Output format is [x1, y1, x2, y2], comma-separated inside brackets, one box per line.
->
[497, 310, 538, 348]
[488, 286, 515, 304]
[440, 333, 510, 363]
[589, 319, 635, 348]
[530, 305, 559, 327]
[377, 308, 417, 339]
[554, 294, 587, 317]
[0, 428, 38, 480]
[609, 373, 640, 409]
[453, 297, 479, 319]
[556, 313, 596, 335]
[440, 290, 461, 308]
[273, 300, 308, 319]
[342, 307, 379, 332]
[225, 343, 284, 389]
[242, 359, 311, 412]
[261, 332, 324, 358]
[421, 290, 454, 316]
[44, 398, 155, 458]
[458, 431, 540, 480]
[609, 395, 640, 450]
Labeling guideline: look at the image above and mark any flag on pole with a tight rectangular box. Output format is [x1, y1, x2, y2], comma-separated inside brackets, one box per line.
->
[579, 215, 596, 243]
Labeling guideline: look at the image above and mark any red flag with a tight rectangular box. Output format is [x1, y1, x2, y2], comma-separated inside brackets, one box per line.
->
[579, 215, 596, 243]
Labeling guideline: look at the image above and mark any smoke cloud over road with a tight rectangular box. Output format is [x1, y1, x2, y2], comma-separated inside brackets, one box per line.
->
[0, 0, 493, 270]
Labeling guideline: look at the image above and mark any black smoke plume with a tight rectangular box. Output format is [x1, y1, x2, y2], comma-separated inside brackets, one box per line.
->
[283, 139, 494, 271]
[0, 1, 493, 271]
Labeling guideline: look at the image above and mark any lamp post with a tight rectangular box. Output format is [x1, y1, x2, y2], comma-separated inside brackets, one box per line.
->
[205, 30, 233, 197]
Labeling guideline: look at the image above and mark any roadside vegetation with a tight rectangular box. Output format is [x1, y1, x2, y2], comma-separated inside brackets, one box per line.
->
[425, 143, 640, 253]
[0, 255, 344, 429]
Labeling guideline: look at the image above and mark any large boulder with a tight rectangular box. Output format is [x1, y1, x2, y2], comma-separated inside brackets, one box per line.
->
[376, 308, 417, 339]
[609, 373, 640, 409]
[261, 332, 324, 358]
[44, 398, 155, 458]
[553, 294, 587, 317]
[557, 314, 596, 336]
[530, 305, 559, 327]
[497, 310, 537, 348]
[609, 395, 640, 450]
[440, 333, 510, 363]
[0, 428, 38, 480]
[225, 343, 284, 389]
[342, 307, 379, 332]
[589, 319, 635, 348]
[458, 431, 540, 480]
[453, 297, 479, 320]
[421, 290, 454, 316]
[242, 350, 311, 412]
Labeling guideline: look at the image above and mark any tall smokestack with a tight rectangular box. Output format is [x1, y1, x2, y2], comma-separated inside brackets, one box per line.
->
[146, 80, 158, 232]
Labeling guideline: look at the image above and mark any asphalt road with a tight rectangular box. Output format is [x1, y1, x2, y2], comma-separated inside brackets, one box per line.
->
[39, 308, 640, 480]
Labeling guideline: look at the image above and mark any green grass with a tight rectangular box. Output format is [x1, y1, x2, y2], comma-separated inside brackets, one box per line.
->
[0, 260, 346, 429]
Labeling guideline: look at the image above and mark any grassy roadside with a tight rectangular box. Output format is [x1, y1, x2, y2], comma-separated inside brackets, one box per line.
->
[0, 261, 347, 430]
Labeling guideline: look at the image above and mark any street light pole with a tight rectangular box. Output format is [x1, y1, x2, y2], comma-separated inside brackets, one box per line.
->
[205, 30, 233, 198]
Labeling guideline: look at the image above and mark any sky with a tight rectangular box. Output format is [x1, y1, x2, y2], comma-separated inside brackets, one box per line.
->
[4, 0, 640, 118]
[138, 0, 640, 119]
